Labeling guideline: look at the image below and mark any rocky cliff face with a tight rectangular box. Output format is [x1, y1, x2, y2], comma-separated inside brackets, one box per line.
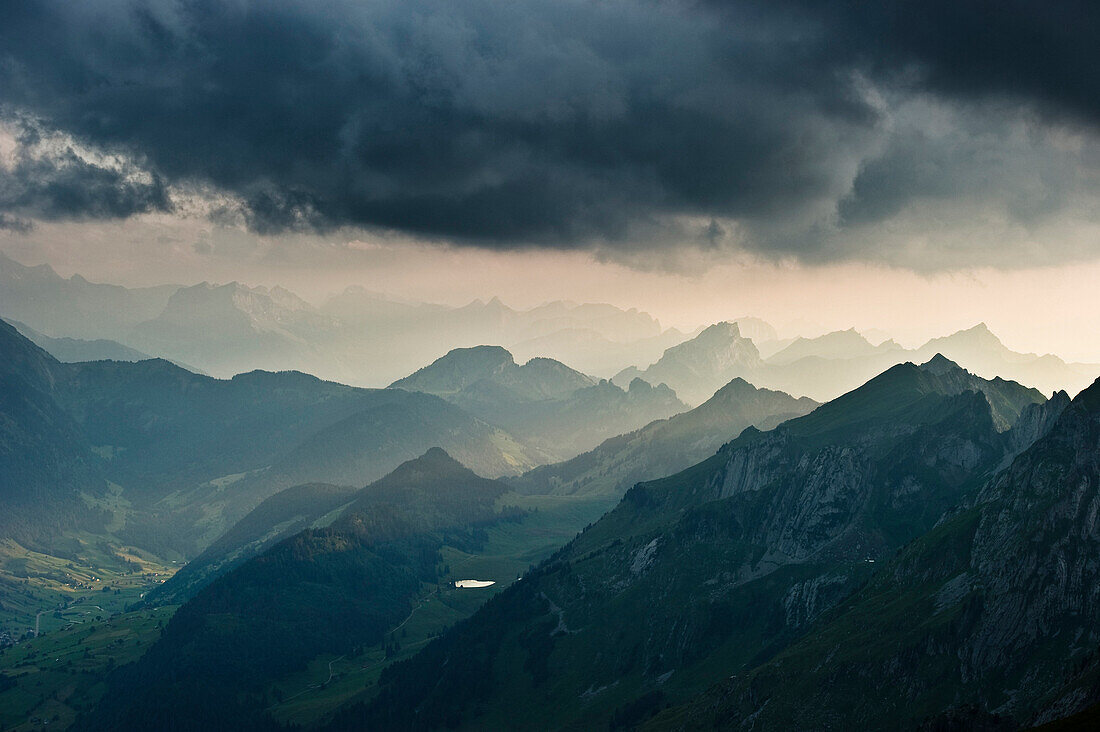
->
[1000, 389, 1072, 467]
[662, 378, 1100, 730]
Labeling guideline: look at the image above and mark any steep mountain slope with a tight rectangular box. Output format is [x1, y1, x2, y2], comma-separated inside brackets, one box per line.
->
[80, 450, 521, 731]
[0, 320, 108, 547]
[513, 378, 818, 499]
[142, 483, 358, 606]
[0, 373, 108, 548]
[0, 317, 60, 395]
[662, 377, 1100, 730]
[337, 358, 1047, 729]
[392, 347, 686, 459]
[614, 322, 764, 405]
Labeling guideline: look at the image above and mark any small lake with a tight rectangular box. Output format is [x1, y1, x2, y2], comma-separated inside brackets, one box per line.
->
[455, 579, 495, 588]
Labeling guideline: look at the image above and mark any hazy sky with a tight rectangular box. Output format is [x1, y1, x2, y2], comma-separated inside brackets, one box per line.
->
[1, 1, 1098, 359]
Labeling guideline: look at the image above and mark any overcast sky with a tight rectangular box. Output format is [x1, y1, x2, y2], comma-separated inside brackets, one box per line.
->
[1, 1, 1098, 358]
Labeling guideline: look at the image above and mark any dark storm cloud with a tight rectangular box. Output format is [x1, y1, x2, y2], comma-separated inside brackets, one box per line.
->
[0, 0, 1097, 266]
[754, 0, 1100, 123]
[0, 120, 173, 221]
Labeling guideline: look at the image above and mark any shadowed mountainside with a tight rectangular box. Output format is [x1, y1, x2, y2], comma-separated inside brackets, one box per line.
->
[79, 449, 522, 731]
[657, 377, 1100, 730]
[328, 357, 1049, 729]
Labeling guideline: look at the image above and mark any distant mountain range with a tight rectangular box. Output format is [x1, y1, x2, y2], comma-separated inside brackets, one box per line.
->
[0, 252, 176, 342]
[765, 327, 901, 365]
[616, 319, 1098, 404]
[0, 252, 692, 384]
[73, 370, 815, 730]
[391, 346, 687, 460]
[4, 318, 153, 363]
[3, 252, 1094, 399]
[9, 259, 1100, 731]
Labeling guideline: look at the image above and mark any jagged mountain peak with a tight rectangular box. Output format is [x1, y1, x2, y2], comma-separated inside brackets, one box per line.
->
[618, 320, 764, 405]
[920, 352, 964, 374]
[959, 321, 999, 341]
[627, 376, 660, 394]
[938, 321, 1003, 347]
[772, 355, 1044, 440]
[698, 320, 741, 340]
[711, 375, 756, 395]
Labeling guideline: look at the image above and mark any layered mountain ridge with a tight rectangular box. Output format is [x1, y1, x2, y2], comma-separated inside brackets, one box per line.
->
[512, 377, 818, 498]
[391, 346, 687, 460]
[0, 252, 693, 385]
[616, 319, 1096, 404]
[0, 322, 546, 559]
[80, 449, 522, 731]
[335, 357, 1051, 729]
